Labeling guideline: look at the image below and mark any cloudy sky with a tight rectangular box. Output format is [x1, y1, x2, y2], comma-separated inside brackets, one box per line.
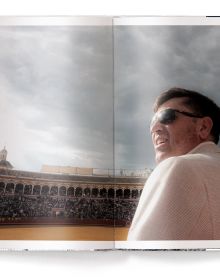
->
[114, 25, 220, 170]
[0, 25, 113, 171]
[1, 23, 220, 172]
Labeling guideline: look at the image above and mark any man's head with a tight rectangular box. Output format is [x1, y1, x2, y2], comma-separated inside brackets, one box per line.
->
[151, 87, 220, 164]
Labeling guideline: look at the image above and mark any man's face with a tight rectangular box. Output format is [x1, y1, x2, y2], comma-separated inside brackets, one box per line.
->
[150, 97, 202, 164]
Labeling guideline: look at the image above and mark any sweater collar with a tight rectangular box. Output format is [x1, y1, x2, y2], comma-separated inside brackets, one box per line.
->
[188, 141, 220, 155]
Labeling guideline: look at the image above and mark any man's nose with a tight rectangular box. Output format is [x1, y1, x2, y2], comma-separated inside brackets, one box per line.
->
[150, 119, 164, 134]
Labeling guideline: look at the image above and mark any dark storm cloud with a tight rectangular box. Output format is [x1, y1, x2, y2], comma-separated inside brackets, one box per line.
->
[0, 26, 113, 171]
[2, 23, 220, 172]
[115, 25, 220, 169]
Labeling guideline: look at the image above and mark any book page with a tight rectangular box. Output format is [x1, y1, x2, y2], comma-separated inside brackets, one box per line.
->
[113, 16, 220, 250]
[0, 16, 115, 251]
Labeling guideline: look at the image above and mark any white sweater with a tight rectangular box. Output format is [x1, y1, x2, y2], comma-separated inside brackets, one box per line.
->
[127, 142, 220, 240]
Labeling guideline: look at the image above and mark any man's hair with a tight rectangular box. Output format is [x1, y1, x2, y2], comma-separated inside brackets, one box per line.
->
[154, 87, 220, 144]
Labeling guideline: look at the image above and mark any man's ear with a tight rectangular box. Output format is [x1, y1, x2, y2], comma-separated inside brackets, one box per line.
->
[197, 117, 213, 141]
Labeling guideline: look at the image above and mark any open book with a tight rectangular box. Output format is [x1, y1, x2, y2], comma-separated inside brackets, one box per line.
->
[0, 16, 220, 251]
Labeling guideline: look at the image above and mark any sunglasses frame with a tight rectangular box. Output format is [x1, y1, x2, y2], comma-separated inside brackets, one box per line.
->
[151, 108, 204, 128]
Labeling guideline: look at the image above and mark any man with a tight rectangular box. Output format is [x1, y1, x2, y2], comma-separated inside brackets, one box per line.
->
[127, 87, 220, 240]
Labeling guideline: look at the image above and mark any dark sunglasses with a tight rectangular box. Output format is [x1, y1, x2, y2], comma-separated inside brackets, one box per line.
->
[150, 108, 204, 128]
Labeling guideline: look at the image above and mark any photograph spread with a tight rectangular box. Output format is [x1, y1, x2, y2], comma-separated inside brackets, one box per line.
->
[0, 16, 220, 250]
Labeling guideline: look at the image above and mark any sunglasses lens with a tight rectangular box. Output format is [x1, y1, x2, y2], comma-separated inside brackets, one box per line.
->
[159, 109, 176, 124]
[150, 109, 177, 129]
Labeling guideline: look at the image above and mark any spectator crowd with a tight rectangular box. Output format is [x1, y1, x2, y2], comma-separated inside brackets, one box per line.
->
[0, 194, 138, 226]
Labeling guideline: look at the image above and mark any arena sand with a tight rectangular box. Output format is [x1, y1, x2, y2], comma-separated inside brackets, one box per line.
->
[0, 226, 129, 240]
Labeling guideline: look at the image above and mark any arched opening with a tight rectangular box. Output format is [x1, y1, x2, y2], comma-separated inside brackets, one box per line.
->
[99, 188, 107, 198]
[59, 186, 67, 196]
[33, 185, 41, 195]
[75, 187, 82, 197]
[67, 187, 74, 196]
[84, 187, 91, 197]
[41, 185, 49, 195]
[5, 183, 14, 194]
[91, 188, 98, 197]
[131, 189, 138, 199]
[108, 188, 115, 198]
[15, 183, 24, 195]
[0, 182, 5, 193]
[24, 184, 32, 195]
[50, 186, 58, 196]
[116, 189, 123, 198]
[124, 189, 131, 199]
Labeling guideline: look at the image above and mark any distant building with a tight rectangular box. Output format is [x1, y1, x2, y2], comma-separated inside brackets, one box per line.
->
[0, 147, 13, 170]
[41, 165, 93, 176]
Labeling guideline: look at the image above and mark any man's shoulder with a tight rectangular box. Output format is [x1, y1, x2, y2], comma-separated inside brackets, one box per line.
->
[149, 154, 200, 187]
[147, 157, 184, 184]
[156, 154, 194, 172]
[150, 143, 220, 187]
[157, 142, 220, 171]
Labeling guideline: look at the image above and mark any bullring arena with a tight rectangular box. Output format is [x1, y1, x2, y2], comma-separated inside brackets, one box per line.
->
[0, 148, 150, 241]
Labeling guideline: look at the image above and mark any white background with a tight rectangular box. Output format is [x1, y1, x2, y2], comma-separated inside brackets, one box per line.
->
[1, 0, 220, 280]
